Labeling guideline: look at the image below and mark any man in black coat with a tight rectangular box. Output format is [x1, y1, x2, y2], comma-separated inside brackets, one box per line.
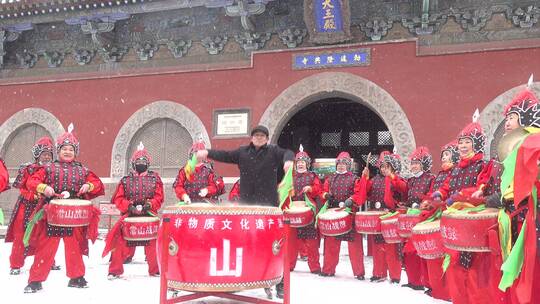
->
[197, 125, 294, 206]
[196, 125, 294, 299]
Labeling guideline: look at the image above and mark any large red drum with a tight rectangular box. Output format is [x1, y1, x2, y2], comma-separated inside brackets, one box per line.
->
[411, 220, 444, 259]
[122, 216, 160, 241]
[317, 208, 352, 236]
[283, 201, 314, 228]
[440, 208, 499, 252]
[354, 211, 387, 234]
[158, 204, 285, 292]
[397, 213, 422, 238]
[46, 199, 93, 227]
[381, 218, 403, 243]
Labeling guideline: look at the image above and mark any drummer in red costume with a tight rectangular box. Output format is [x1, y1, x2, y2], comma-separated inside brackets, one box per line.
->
[0, 157, 8, 193]
[361, 152, 408, 283]
[402, 147, 435, 291]
[319, 151, 364, 279]
[6, 137, 54, 275]
[419, 141, 458, 301]
[24, 124, 104, 293]
[473, 76, 540, 304]
[173, 141, 223, 204]
[104, 142, 164, 279]
[431, 111, 489, 304]
[288, 145, 322, 274]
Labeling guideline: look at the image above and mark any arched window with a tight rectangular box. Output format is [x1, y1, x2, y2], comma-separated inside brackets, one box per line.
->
[126, 118, 193, 178]
[1, 123, 51, 176]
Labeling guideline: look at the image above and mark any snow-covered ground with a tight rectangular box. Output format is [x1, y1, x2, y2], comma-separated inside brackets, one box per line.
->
[0, 234, 447, 304]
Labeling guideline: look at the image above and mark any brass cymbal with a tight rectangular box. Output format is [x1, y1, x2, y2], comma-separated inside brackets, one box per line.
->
[497, 127, 530, 161]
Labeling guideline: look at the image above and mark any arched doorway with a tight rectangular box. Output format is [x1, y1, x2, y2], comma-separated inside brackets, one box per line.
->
[277, 97, 394, 167]
[259, 72, 416, 174]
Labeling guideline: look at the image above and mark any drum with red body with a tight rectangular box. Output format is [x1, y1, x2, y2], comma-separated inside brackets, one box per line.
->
[122, 216, 160, 241]
[46, 199, 93, 227]
[158, 204, 285, 292]
[381, 218, 403, 243]
[440, 208, 499, 252]
[397, 213, 422, 238]
[317, 208, 353, 236]
[411, 220, 444, 259]
[283, 201, 314, 228]
[354, 211, 387, 234]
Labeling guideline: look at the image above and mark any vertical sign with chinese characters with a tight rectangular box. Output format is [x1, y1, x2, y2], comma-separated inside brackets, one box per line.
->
[314, 0, 343, 32]
[304, 0, 351, 44]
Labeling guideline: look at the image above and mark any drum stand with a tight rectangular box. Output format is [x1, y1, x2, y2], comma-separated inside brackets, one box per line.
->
[159, 217, 291, 304]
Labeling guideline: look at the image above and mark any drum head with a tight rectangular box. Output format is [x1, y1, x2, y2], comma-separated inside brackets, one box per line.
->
[50, 199, 92, 206]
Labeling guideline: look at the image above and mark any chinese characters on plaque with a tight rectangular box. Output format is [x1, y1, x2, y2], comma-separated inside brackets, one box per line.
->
[293, 48, 370, 70]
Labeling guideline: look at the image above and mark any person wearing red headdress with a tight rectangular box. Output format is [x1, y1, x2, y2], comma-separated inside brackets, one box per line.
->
[431, 111, 489, 304]
[103, 142, 163, 279]
[6, 137, 54, 275]
[472, 76, 540, 304]
[319, 151, 365, 279]
[359, 152, 408, 283]
[287, 145, 322, 274]
[402, 147, 435, 292]
[24, 124, 104, 293]
[0, 157, 8, 193]
[416, 141, 458, 301]
[173, 141, 224, 203]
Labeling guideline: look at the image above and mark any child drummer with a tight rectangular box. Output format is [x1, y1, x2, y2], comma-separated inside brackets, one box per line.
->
[103, 142, 164, 279]
[24, 124, 104, 293]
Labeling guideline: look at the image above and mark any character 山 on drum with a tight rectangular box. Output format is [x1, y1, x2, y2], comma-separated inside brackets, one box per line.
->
[24, 124, 104, 293]
[158, 204, 285, 292]
[284, 146, 322, 275]
[103, 142, 164, 280]
[318, 151, 365, 280]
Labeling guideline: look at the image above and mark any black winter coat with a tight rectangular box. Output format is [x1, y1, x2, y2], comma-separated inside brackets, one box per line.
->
[208, 143, 294, 206]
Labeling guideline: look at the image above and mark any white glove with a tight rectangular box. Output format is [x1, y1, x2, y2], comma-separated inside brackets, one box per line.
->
[198, 188, 208, 197]
[339, 201, 345, 208]
[136, 205, 143, 212]
[44, 186, 55, 198]
[375, 202, 382, 209]
[182, 194, 191, 204]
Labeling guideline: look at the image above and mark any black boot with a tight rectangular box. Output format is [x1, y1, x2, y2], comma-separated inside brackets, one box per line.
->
[390, 279, 400, 284]
[24, 282, 42, 293]
[10, 268, 21, 275]
[276, 281, 284, 299]
[424, 288, 433, 297]
[51, 263, 61, 271]
[355, 275, 365, 280]
[123, 257, 133, 264]
[369, 276, 386, 283]
[68, 277, 88, 288]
